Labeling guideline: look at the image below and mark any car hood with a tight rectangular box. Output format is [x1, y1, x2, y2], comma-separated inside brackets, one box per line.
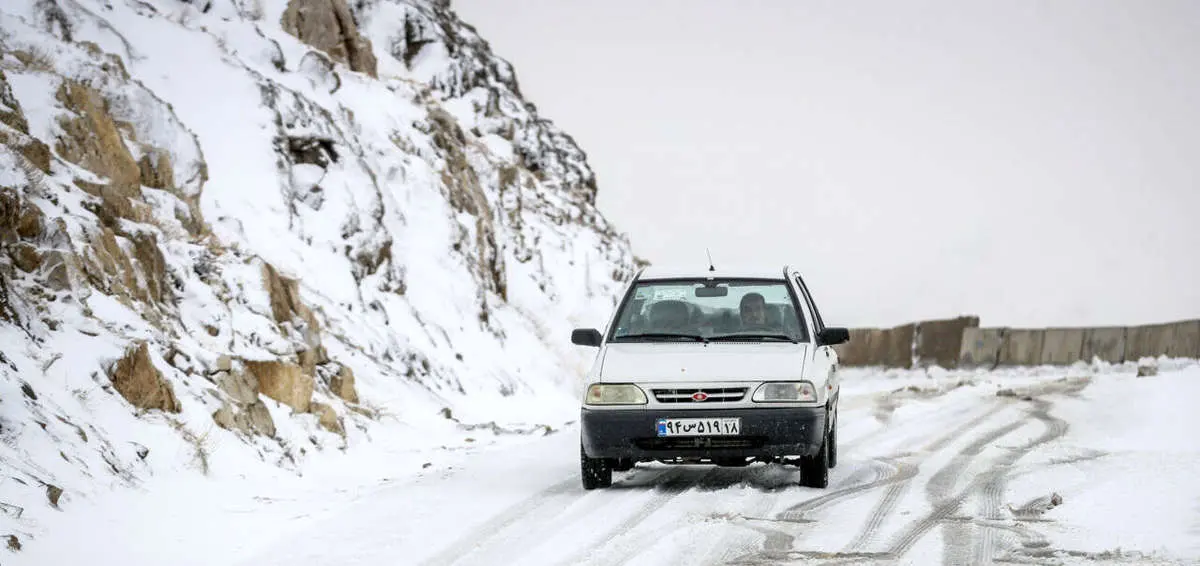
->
[599, 342, 810, 383]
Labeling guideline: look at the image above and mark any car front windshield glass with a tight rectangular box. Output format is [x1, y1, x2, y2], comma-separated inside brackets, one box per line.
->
[609, 279, 808, 342]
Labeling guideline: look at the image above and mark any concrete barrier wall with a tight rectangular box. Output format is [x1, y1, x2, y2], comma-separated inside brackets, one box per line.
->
[915, 316, 980, 369]
[838, 317, 1200, 369]
[1040, 328, 1085, 365]
[1081, 327, 1125, 364]
[885, 323, 916, 369]
[833, 328, 884, 366]
[958, 327, 1006, 368]
[1125, 319, 1200, 360]
[999, 329, 1045, 366]
[1166, 320, 1200, 358]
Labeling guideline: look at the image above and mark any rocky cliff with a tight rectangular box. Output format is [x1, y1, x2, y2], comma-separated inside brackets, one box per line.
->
[0, 0, 634, 551]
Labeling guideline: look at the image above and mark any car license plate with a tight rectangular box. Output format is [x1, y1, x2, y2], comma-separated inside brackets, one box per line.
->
[656, 417, 741, 437]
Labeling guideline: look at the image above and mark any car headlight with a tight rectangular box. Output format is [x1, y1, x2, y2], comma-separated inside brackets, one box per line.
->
[752, 381, 818, 403]
[585, 383, 648, 405]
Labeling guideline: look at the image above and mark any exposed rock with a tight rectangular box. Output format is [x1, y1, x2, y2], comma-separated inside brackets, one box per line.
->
[0, 186, 44, 244]
[138, 151, 175, 190]
[129, 231, 168, 304]
[328, 364, 358, 403]
[54, 80, 142, 189]
[263, 262, 305, 324]
[17, 137, 51, 174]
[215, 354, 233, 372]
[7, 534, 19, 551]
[0, 271, 16, 324]
[0, 69, 29, 134]
[10, 243, 40, 273]
[310, 401, 343, 435]
[1137, 360, 1157, 378]
[215, 370, 258, 405]
[0, 189, 17, 243]
[109, 341, 181, 413]
[46, 485, 63, 508]
[298, 347, 327, 377]
[0, 127, 52, 174]
[286, 136, 338, 168]
[427, 107, 505, 302]
[16, 203, 43, 239]
[244, 360, 312, 412]
[281, 0, 378, 77]
[84, 226, 139, 302]
[213, 400, 276, 437]
[43, 258, 72, 291]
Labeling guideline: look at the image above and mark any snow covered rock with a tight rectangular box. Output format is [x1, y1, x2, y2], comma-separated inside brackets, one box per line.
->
[108, 341, 182, 413]
[282, 0, 379, 77]
[1137, 357, 1158, 377]
[0, 0, 635, 552]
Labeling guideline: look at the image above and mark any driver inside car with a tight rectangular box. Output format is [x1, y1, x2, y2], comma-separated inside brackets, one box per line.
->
[739, 292, 769, 328]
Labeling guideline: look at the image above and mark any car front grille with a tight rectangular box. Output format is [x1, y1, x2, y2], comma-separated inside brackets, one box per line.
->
[652, 387, 748, 404]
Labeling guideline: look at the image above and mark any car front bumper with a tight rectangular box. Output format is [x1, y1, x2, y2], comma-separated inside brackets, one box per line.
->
[580, 406, 826, 461]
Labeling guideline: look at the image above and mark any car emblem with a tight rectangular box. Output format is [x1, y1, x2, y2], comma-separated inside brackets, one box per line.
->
[691, 392, 709, 402]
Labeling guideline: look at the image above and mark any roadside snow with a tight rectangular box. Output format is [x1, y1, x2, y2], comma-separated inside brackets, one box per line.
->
[1005, 362, 1200, 561]
[10, 362, 1198, 566]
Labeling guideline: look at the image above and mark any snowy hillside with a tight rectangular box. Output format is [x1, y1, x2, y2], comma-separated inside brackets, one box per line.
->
[0, 0, 636, 553]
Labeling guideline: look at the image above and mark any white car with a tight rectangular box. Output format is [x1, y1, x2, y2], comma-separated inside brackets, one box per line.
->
[571, 264, 849, 489]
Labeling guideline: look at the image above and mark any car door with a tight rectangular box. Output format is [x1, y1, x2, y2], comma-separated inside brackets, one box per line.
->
[792, 272, 839, 406]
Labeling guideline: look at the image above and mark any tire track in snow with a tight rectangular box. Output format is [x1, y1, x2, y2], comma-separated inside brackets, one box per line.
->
[422, 467, 680, 566]
[420, 476, 581, 566]
[883, 399, 1069, 561]
[720, 398, 1068, 565]
[775, 458, 910, 523]
[930, 419, 1028, 564]
[970, 401, 1068, 565]
[721, 400, 1009, 565]
[558, 466, 726, 566]
[973, 469, 1008, 565]
[840, 401, 1009, 554]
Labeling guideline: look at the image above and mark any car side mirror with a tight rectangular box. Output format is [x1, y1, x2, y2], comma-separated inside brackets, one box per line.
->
[818, 327, 850, 346]
[571, 328, 603, 347]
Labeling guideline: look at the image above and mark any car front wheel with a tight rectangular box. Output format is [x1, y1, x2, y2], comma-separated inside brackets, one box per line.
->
[828, 408, 838, 469]
[799, 418, 830, 488]
[581, 443, 612, 490]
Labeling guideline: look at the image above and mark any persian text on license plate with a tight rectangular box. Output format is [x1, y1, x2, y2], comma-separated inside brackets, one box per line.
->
[655, 417, 741, 437]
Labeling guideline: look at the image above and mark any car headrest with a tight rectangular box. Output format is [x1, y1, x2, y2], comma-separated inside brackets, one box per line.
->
[649, 300, 690, 328]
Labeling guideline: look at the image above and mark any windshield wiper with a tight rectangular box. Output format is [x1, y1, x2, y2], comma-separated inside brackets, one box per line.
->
[616, 333, 708, 343]
[708, 334, 798, 343]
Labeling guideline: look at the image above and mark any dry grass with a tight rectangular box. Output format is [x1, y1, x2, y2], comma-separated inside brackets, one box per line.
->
[11, 48, 55, 73]
[169, 419, 218, 476]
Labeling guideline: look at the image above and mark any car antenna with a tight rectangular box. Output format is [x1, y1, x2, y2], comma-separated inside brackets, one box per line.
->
[706, 248, 715, 272]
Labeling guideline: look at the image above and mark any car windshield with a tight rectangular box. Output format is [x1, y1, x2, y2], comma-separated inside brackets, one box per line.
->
[609, 279, 808, 342]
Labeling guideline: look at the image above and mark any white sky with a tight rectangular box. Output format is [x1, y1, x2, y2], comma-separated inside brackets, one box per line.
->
[452, 0, 1200, 329]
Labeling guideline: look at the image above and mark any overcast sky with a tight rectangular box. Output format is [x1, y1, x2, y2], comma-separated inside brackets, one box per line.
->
[452, 0, 1200, 329]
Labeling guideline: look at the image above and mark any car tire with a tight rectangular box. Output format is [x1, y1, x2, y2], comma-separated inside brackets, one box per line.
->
[581, 443, 612, 490]
[799, 428, 830, 489]
[828, 410, 838, 469]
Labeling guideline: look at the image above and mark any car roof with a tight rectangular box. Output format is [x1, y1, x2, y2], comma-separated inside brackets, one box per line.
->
[636, 264, 794, 281]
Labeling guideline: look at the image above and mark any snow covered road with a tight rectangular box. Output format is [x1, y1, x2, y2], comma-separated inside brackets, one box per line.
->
[13, 362, 1200, 566]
